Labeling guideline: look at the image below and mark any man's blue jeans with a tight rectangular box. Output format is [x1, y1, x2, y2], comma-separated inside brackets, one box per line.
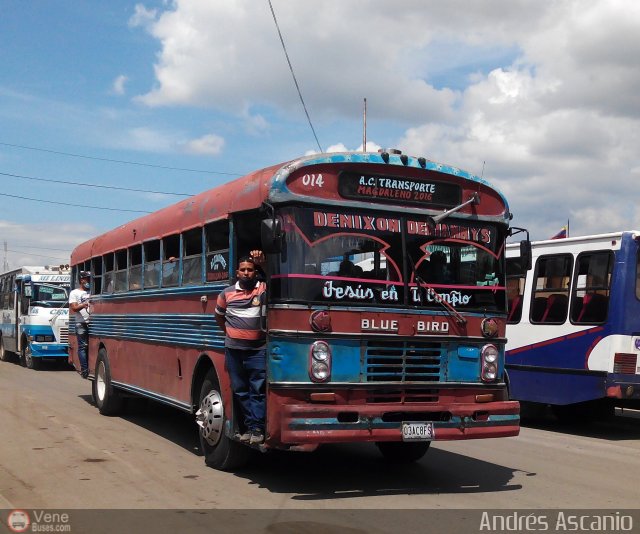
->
[225, 348, 266, 433]
[75, 322, 89, 375]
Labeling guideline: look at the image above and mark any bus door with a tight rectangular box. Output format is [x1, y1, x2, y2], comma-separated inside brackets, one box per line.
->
[15, 278, 31, 353]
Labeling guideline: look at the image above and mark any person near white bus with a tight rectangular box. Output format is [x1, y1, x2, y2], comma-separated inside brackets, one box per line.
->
[69, 271, 91, 378]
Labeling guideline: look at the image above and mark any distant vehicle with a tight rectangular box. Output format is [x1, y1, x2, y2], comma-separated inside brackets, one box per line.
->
[0, 265, 70, 369]
[70, 149, 523, 470]
[506, 231, 640, 420]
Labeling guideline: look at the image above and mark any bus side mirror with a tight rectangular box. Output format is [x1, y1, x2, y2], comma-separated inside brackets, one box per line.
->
[520, 240, 532, 272]
[261, 218, 284, 254]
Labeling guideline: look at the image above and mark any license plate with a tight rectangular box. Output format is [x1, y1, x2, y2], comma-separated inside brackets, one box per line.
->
[401, 422, 435, 441]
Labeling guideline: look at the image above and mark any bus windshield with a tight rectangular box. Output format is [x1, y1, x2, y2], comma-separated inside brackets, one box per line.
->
[30, 283, 69, 306]
[269, 206, 506, 312]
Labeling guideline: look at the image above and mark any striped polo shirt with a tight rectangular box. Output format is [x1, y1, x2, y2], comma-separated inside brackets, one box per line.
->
[215, 281, 266, 349]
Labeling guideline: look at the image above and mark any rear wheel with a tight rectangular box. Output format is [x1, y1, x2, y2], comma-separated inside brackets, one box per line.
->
[196, 369, 250, 471]
[23, 344, 40, 370]
[376, 441, 430, 463]
[92, 349, 123, 415]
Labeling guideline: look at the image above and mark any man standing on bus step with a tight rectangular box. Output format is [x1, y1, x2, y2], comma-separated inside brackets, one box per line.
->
[215, 251, 267, 445]
[69, 271, 91, 378]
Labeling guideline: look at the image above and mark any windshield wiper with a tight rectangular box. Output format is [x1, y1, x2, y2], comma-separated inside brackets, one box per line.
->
[432, 193, 480, 224]
[407, 254, 467, 326]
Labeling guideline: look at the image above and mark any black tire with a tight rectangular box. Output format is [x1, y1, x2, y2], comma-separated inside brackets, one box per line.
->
[92, 349, 123, 416]
[22, 344, 40, 370]
[0, 336, 9, 362]
[376, 441, 431, 463]
[196, 369, 250, 471]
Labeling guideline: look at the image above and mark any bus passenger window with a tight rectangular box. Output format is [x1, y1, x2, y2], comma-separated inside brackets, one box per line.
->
[182, 228, 203, 286]
[531, 254, 572, 324]
[103, 253, 115, 294]
[144, 241, 160, 289]
[114, 249, 127, 293]
[129, 245, 142, 290]
[571, 251, 612, 324]
[162, 235, 180, 287]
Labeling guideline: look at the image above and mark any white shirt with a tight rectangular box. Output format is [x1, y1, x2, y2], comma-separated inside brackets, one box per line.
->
[69, 288, 91, 323]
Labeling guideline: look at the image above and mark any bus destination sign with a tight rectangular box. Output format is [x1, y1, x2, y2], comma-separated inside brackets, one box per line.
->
[338, 171, 461, 208]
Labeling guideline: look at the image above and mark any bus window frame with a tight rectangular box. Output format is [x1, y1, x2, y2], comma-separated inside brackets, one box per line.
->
[570, 249, 613, 325]
[143, 240, 161, 289]
[529, 253, 573, 325]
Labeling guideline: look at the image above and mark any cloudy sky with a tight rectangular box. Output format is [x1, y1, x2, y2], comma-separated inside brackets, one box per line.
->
[1, 0, 638, 269]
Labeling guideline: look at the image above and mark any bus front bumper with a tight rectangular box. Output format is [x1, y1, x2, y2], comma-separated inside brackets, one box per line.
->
[267, 388, 520, 449]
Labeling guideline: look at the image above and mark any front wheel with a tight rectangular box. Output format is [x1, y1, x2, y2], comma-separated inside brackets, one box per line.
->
[0, 336, 10, 362]
[376, 441, 431, 463]
[22, 344, 40, 370]
[92, 349, 123, 415]
[195, 369, 250, 471]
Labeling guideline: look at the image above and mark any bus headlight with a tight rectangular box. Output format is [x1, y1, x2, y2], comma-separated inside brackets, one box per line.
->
[309, 341, 331, 382]
[481, 344, 499, 382]
[35, 335, 55, 342]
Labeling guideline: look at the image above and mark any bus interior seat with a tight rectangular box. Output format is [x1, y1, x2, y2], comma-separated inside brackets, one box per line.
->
[531, 296, 547, 322]
[541, 293, 568, 322]
[507, 295, 522, 322]
[577, 293, 608, 322]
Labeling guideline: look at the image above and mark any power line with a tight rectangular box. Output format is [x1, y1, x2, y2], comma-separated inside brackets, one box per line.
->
[267, 0, 323, 153]
[1, 170, 194, 197]
[4, 244, 70, 252]
[0, 192, 152, 214]
[5, 248, 68, 261]
[0, 141, 244, 176]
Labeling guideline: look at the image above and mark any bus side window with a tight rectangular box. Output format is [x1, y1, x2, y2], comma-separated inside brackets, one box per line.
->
[571, 251, 612, 324]
[205, 220, 230, 283]
[162, 234, 180, 287]
[129, 245, 142, 291]
[531, 254, 572, 324]
[182, 227, 203, 286]
[92, 257, 103, 294]
[103, 253, 115, 294]
[144, 241, 161, 289]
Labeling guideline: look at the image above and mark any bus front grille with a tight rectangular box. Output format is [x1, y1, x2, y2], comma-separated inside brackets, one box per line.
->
[365, 341, 443, 382]
[367, 389, 439, 403]
[58, 327, 69, 344]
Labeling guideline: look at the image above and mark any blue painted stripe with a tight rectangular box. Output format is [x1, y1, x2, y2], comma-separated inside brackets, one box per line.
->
[79, 313, 225, 349]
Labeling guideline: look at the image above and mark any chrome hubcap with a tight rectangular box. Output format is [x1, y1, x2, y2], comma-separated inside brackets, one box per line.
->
[96, 362, 106, 401]
[195, 389, 224, 446]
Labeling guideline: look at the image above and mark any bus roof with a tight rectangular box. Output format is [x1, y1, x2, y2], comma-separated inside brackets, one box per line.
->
[71, 150, 510, 264]
[507, 230, 640, 251]
[0, 265, 70, 277]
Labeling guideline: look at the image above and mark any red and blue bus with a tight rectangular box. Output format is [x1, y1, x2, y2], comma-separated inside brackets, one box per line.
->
[506, 231, 640, 421]
[70, 149, 521, 470]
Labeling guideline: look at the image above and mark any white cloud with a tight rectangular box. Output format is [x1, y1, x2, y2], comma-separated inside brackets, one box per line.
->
[128, 4, 158, 29]
[129, 0, 640, 239]
[0, 220, 97, 270]
[112, 75, 128, 95]
[183, 133, 224, 156]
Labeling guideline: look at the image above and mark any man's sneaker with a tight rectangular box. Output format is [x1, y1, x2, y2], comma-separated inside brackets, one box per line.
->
[237, 432, 251, 443]
[81, 370, 89, 379]
[249, 431, 264, 445]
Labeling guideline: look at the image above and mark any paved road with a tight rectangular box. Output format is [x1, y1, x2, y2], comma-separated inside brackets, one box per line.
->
[2, 357, 640, 515]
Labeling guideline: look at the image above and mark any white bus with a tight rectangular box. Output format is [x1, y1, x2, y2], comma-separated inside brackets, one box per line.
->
[0, 265, 71, 369]
[505, 232, 640, 420]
